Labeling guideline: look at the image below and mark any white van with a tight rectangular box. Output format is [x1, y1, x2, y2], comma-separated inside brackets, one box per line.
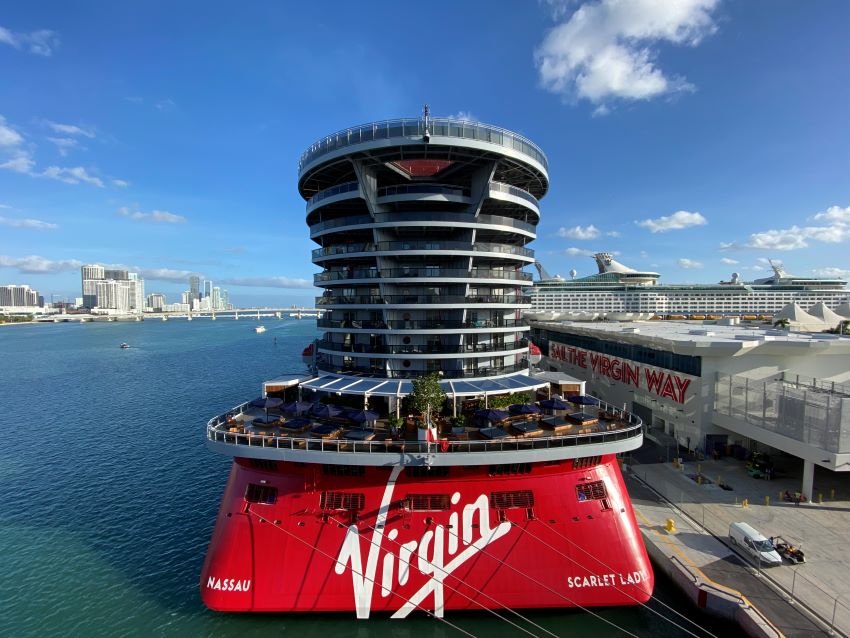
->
[729, 522, 782, 566]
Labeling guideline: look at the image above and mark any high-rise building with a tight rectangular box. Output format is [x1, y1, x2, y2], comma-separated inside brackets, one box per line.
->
[181, 291, 192, 305]
[81, 264, 105, 308]
[221, 289, 229, 309]
[212, 286, 221, 310]
[190, 275, 201, 301]
[82, 264, 144, 313]
[0, 284, 43, 308]
[146, 293, 166, 311]
[203, 279, 213, 300]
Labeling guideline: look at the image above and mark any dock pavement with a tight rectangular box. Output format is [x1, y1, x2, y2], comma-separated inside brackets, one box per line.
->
[626, 441, 850, 638]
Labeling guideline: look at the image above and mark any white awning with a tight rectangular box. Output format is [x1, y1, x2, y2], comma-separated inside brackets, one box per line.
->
[299, 373, 547, 398]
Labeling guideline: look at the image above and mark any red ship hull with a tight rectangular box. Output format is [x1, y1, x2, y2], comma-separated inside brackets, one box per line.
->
[200, 454, 653, 617]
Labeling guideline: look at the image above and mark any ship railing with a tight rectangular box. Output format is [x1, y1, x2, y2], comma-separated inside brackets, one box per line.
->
[299, 118, 548, 174]
[310, 212, 535, 235]
[207, 399, 643, 455]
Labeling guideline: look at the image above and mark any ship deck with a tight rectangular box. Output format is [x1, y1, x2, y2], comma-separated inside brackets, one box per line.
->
[206, 400, 643, 466]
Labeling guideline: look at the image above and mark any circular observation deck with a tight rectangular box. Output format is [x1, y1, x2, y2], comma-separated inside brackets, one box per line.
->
[301, 114, 548, 386]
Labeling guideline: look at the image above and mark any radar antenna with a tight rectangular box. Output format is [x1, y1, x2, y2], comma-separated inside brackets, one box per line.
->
[534, 261, 553, 281]
[768, 259, 786, 278]
[422, 104, 431, 143]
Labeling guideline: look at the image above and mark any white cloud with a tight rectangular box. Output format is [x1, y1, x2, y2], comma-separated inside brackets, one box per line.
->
[112, 179, 129, 188]
[0, 203, 9, 208]
[0, 254, 82, 274]
[720, 257, 738, 265]
[45, 121, 95, 138]
[219, 276, 314, 289]
[0, 115, 24, 146]
[677, 258, 703, 269]
[721, 203, 850, 251]
[42, 165, 104, 187]
[813, 267, 850, 279]
[155, 98, 176, 112]
[558, 224, 600, 240]
[606, 230, 621, 237]
[138, 268, 198, 282]
[118, 206, 186, 224]
[564, 247, 595, 257]
[639, 250, 649, 259]
[535, 0, 718, 108]
[812, 205, 850, 224]
[0, 25, 59, 56]
[47, 137, 79, 156]
[446, 110, 478, 122]
[0, 216, 57, 230]
[636, 210, 707, 233]
[0, 154, 35, 174]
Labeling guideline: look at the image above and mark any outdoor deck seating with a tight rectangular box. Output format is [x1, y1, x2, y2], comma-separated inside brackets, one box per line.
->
[479, 426, 511, 440]
[310, 423, 343, 439]
[539, 416, 572, 434]
[510, 421, 544, 437]
[343, 429, 376, 442]
[567, 411, 599, 426]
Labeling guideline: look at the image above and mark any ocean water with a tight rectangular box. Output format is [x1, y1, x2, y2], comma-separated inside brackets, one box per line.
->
[0, 319, 731, 637]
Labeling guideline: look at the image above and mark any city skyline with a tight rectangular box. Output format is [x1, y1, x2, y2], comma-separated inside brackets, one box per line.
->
[1, 1, 848, 308]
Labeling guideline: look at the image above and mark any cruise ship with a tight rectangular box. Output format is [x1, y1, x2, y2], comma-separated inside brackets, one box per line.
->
[526, 252, 849, 320]
[200, 110, 653, 617]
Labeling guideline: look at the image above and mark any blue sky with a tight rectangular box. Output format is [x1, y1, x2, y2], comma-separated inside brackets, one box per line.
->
[1, 1, 848, 307]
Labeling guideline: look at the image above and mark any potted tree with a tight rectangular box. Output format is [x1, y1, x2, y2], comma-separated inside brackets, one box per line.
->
[387, 415, 403, 439]
[410, 372, 446, 442]
[450, 414, 466, 435]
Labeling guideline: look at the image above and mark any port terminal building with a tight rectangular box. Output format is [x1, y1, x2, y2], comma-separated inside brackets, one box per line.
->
[529, 319, 850, 499]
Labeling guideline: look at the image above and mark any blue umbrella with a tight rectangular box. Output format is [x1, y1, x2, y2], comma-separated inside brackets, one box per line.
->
[539, 398, 570, 410]
[282, 400, 313, 415]
[346, 409, 380, 423]
[250, 396, 283, 419]
[509, 403, 540, 415]
[310, 403, 344, 418]
[568, 395, 600, 406]
[474, 408, 510, 423]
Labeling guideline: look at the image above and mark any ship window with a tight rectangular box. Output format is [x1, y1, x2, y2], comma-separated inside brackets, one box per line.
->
[406, 466, 450, 478]
[489, 463, 532, 476]
[490, 490, 534, 509]
[406, 494, 451, 511]
[245, 484, 278, 504]
[323, 465, 366, 476]
[320, 491, 366, 511]
[573, 456, 601, 469]
[576, 481, 607, 501]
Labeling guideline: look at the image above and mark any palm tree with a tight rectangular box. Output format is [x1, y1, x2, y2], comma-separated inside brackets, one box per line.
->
[773, 318, 790, 330]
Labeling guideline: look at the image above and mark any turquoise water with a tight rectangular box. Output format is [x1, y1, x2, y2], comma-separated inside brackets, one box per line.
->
[0, 319, 729, 637]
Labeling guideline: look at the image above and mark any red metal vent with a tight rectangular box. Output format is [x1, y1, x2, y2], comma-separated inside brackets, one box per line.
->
[245, 484, 278, 505]
[406, 494, 451, 511]
[490, 490, 535, 510]
[320, 491, 365, 511]
[573, 456, 601, 469]
[389, 159, 454, 177]
[576, 481, 607, 501]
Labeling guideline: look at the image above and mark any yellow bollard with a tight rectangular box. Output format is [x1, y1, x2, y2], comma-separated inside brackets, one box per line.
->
[742, 498, 749, 508]
[697, 475, 702, 485]
[697, 464, 702, 474]
[779, 490, 783, 501]
[665, 518, 677, 533]
[765, 495, 770, 506]
[819, 493, 823, 504]
[831, 488, 836, 500]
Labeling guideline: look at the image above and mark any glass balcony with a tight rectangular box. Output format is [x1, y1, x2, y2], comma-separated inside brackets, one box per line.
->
[310, 211, 535, 235]
[317, 339, 528, 355]
[314, 268, 533, 284]
[311, 241, 533, 259]
[377, 183, 470, 198]
[317, 318, 525, 329]
[316, 294, 532, 305]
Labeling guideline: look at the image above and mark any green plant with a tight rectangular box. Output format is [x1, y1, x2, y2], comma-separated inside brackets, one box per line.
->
[410, 372, 446, 428]
[451, 414, 466, 428]
[489, 392, 531, 410]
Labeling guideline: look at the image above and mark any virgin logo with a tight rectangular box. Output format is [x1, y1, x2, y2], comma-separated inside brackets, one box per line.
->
[334, 466, 512, 618]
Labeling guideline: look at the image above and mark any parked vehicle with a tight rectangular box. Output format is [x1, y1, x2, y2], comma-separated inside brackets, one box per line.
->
[771, 536, 805, 563]
[729, 522, 782, 566]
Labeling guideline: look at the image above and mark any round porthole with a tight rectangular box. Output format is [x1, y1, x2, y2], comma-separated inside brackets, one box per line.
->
[403, 336, 411, 344]
[403, 360, 411, 367]
[403, 312, 411, 320]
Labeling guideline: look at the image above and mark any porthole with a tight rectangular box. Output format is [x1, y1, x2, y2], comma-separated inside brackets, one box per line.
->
[403, 360, 411, 367]
[403, 336, 411, 344]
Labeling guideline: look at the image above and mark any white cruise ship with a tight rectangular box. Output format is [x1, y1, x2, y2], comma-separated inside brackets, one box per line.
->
[526, 252, 849, 320]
